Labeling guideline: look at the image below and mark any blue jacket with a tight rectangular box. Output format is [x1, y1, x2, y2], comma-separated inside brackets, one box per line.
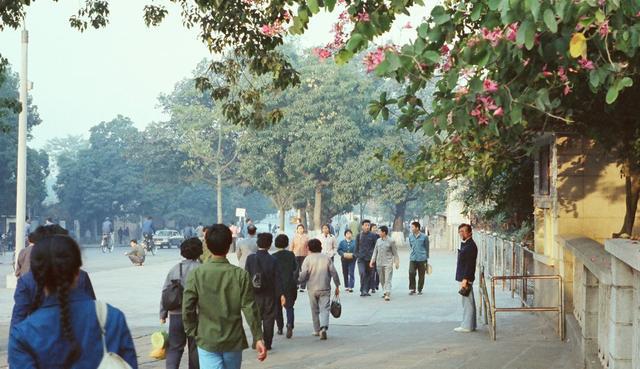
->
[456, 238, 478, 282]
[337, 239, 356, 258]
[354, 232, 379, 261]
[9, 289, 137, 369]
[11, 270, 96, 330]
[142, 219, 155, 235]
[408, 232, 430, 261]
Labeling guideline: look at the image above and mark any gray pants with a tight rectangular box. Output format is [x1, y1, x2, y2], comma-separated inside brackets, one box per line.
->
[377, 265, 394, 296]
[308, 290, 331, 332]
[128, 255, 145, 265]
[461, 284, 477, 331]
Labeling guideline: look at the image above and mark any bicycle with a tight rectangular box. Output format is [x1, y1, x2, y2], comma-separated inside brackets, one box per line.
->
[143, 233, 157, 256]
[101, 233, 114, 253]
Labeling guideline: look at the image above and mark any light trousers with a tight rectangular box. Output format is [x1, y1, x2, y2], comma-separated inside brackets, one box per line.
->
[308, 289, 331, 332]
[377, 265, 394, 296]
[461, 284, 477, 331]
[197, 348, 241, 369]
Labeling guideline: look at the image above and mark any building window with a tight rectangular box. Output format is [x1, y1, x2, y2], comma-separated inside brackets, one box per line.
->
[538, 145, 551, 196]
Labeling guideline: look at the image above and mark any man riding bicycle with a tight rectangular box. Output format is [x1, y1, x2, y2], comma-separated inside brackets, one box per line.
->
[142, 216, 155, 249]
[102, 217, 114, 245]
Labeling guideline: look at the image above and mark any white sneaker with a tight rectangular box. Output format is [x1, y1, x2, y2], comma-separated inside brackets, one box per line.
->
[312, 331, 320, 336]
[453, 327, 472, 333]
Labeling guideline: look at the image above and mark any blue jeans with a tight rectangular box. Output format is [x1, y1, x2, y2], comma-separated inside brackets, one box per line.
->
[197, 348, 242, 369]
[341, 258, 356, 289]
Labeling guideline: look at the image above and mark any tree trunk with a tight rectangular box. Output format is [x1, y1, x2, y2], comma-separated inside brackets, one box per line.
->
[358, 202, 366, 222]
[615, 168, 640, 237]
[279, 207, 286, 234]
[313, 185, 323, 232]
[298, 206, 307, 228]
[392, 201, 407, 232]
[216, 168, 223, 223]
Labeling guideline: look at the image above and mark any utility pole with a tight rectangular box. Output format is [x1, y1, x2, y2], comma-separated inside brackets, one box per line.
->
[8, 25, 29, 289]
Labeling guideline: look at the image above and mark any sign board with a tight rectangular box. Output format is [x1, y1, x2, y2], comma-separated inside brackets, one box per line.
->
[235, 208, 246, 218]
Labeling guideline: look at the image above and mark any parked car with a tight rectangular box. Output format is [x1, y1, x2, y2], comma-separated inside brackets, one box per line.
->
[153, 229, 183, 249]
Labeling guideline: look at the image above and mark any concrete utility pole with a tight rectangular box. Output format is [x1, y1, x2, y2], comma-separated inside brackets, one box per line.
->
[7, 26, 29, 289]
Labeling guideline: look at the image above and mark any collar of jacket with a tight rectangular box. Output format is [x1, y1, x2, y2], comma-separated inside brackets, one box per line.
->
[207, 256, 230, 264]
[41, 288, 92, 308]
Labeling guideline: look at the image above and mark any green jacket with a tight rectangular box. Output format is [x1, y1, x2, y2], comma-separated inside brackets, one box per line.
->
[183, 256, 263, 352]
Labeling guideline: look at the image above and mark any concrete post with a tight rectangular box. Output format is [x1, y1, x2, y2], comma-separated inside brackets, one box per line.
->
[608, 257, 634, 369]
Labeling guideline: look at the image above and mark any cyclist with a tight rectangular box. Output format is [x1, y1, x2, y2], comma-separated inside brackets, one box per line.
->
[101, 217, 114, 248]
[142, 216, 156, 250]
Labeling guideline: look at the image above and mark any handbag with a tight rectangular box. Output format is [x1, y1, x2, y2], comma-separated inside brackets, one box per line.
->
[426, 263, 433, 275]
[161, 263, 183, 311]
[458, 284, 472, 297]
[330, 294, 342, 318]
[343, 252, 354, 260]
[95, 301, 133, 369]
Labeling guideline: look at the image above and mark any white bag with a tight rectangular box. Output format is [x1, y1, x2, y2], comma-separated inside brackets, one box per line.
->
[95, 301, 133, 369]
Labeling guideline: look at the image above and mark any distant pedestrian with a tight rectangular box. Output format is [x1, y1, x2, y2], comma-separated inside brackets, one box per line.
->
[408, 221, 430, 295]
[298, 239, 340, 340]
[316, 224, 337, 261]
[117, 227, 124, 245]
[454, 224, 478, 333]
[245, 233, 286, 351]
[126, 239, 146, 266]
[160, 238, 203, 369]
[337, 230, 357, 293]
[327, 219, 335, 236]
[354, 219, 379, 297]
[236, 225, 258, 269]
[183, 224, 267, 368]
[370, 226, 399, 301]
[369, 223, 380, 293]
[272, 234, 298, 339]
[8, 235, 137, 368]
[241, 218, 253, 238]
[292, 224, 309, 292]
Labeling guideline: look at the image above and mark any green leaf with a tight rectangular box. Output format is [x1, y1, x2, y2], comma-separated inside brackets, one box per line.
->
[423, 50, 440, 63]
[510, 105, 523, 124]
[589, 70, 600, 88]
[431, 6, 451, 25]
[525, 21, 536, 50]
[527, 0, 541, 21]
[307, 0, 320, 14]
[385, 52, 402, 72]
[324, 0, 336, 11]
[346, 33, 365, 52]
[606, 85, 619, 104]
[488, 0, 502, 11]
[620, 77, 634, 88]
[470, 4, 483, 21]
[417, 23, 429, 38]
[298, 6, 309, 23]
[543, 9, 557, 33]
[334, 49, 354, 65]
[594, 9, 605, 23]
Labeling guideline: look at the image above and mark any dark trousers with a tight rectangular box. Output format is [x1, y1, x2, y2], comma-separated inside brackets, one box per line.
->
[357, 259, 373, 293]
[409, 261, 427, 292]
[166, 314, 199, 369]
[255, 294, 276, 348]
[296, 256, 306, 289]
[276, 305, 295, 330]
[372, 268, 380, 289]
[341, 258, 356, 289]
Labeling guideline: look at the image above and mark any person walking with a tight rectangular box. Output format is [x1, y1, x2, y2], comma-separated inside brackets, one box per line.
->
[245, 233, 286, 351]
[272, 234, 298, 339]
[408, 221, 430, 295]
[454, 223, 478, 333]
[183, 224, 267, 368]
[291, 224, 309, 292]
[117, 227, 124, 245]
[236, 225, 258, 269]
[337, 230, 357, 293]
[160, 238, 203, 369]
[354, 220, 379, 297]
[316, 224, 337, 261]
[8, 235, 137, 368]
[298, 239, 340, 340]
[369, 226, 399, 301]
[126, 239, 146, 266]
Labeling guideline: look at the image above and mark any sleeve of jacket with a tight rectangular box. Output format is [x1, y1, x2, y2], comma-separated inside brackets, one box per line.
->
[8, 328, 38, 369]
[80, 270, 97, 300]
[298, 256, 310, 285]
[370, 241, 379, 263]
[10, 277, 33, 331]
[182, 269, 199, 337]
[274, 260, 284, 297]
[329, 260, 341, 287]
[354, 235, 360, 258]
[240, 270, 264, 346]
[159, 267, 174, 320]
[337, 240, 345, 257]
[463, 244, 478, 280]
[392, 241, 400, 267]
[108, 307, 138, 369]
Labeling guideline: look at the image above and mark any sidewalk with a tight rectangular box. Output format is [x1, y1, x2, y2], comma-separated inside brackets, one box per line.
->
[0, 249, 581, 369]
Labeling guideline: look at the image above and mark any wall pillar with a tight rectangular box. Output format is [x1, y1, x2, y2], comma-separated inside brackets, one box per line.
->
[608, 257, 634, 369]
[582, 266, 600, 364]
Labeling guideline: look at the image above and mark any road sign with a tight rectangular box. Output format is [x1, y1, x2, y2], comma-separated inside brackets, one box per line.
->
[235, 208, 246, 217]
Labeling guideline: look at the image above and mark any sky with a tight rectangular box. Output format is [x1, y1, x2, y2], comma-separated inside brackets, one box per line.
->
[0, 1, 435, 149]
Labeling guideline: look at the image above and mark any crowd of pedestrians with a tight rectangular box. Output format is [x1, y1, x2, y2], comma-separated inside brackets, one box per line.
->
[7, 218, 479, 369]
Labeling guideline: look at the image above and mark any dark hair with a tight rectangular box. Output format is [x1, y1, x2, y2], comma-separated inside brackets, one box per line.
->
[275, 234, 289, 249]
[308, 238, 322, 253]
[30, 224, 69, 244]
[205, 224, 232, 255]
[322, 224, 330, 231]
[180, 238, 203, 260]
[130, 239, 138, 244]
[296, 224, 305, 230]
[411, 221, 421, 229]
[361, 219, 371, 225]
[30, 235, 82, 367]
[379, 225, 389, 235]
[257, 233, 273, 249]
[371, 223, 377, 228]
[458, 223, 472, 233]
[344, 229, 352, 236]
[247, 225, 257, 235]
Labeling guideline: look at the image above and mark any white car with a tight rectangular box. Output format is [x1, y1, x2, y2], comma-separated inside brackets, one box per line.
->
[153, 229, 183, 248]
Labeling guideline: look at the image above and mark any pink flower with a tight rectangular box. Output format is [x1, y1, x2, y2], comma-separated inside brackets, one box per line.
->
[260, 22, 284, 37]
[493, 107, 504, 116]
[483, 79, 499, 93]
[363, 46, 395, 73]
[505, 23, 518, 42]
[481, 27, 503, 47]
[467, 37, 479, 48]
[578, 58, 595, 70]
[599, 20, 610, 38]
[523, 58, 530, 67]
[356, 11, 370, 22]
[557, 66, 568, 82]
[478, 115, 489, 125]
[598, 0, 606, 6]
[478, 95, 498, 110]
[440, 44, 450, 55]
[403, 22, 413, 29]
[471, 105, 483, 117]
[312, 48, 332, 60]
[563, 84, 572, 95]
[542, 64, 553, 77]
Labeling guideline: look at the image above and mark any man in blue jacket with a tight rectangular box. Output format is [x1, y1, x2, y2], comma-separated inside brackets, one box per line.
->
[455, 223, 478, 333]
[354, 220, 379, 297]
[408, 221, 430, 295]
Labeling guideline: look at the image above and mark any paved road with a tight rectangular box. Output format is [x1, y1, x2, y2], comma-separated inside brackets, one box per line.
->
[0, 247, 581, 369]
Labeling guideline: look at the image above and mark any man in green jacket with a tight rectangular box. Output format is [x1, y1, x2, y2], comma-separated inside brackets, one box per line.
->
[183, 224, 267, 368]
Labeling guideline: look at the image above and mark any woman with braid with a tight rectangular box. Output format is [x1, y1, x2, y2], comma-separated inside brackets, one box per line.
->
[8, 235, 138, 368]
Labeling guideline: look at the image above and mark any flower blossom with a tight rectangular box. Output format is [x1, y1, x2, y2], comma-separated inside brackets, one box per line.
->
[403, 22, 413, 29]
[483, 79, 499, 93]
[578, 58, 595, 70]
[481, 27, 503, 47]
[599, 20, 610, 38]
[260, 21, 284, 37]
[363, 46, 395, 73]
[356, 11, 370, 22]
[312, 48, 332, 60]
[493, 107, 504, 116]
[505, 23, 518, 42]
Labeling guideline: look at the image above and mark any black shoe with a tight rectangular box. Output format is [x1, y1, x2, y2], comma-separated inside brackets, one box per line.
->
[360, 292, 366, 297]
[371, 289, 377, 293]
[320, 328, 327, 340]
[277, 329, 283, 335]
[365, 293, 371, 296]
[418, 291, 423, 295]
[409, 290, 416, 295]
[286, 326, 293, 339]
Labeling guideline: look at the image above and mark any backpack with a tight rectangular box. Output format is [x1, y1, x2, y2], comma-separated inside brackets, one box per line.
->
[95, 301, 133, 369]
[161, 263, 183, 311]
